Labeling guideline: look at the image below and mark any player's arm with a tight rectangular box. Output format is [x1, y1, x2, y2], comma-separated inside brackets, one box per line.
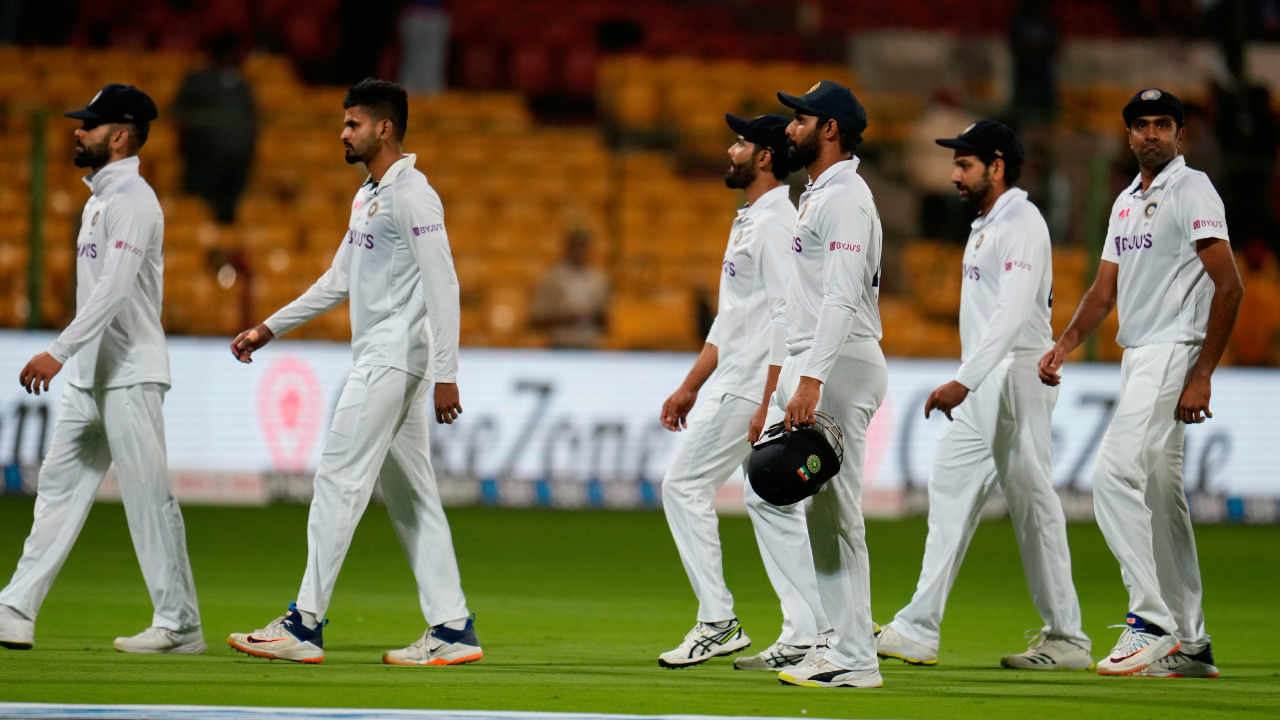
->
[661, 341, 718, 432]
[750, 214, 792, 441]
[232, 237, 351, 363]
[1177, 239, 1242, 423]
[400, 188, 463, 424]
[929, 219, 1048, 420]
[788, 200, 870, 430]
[1038, 260, 1117, 386]
[24, 195, 156, 395]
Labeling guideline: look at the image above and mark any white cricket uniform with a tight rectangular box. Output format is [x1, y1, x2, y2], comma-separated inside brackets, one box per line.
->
[0, 156, 201, 632]
[888, 188, 1088, 652]
[263, 154, 468, 626]
[760, 158, 887, 672]
[1090, 155, 1225, 653]
[661, 185, 826, 646]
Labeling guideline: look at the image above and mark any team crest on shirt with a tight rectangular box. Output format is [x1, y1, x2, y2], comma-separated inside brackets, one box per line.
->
[798, 201, 810, 221]
[732, 230, 744, 247]
[974, 232, 984, 250]
[1144, 201, 1158, 219]
[90, 210, 99, 227]
[366, 200, 380, 217]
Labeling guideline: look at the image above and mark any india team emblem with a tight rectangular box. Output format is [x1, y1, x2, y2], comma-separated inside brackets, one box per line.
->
[798, 201, 810, 221]
[91, 210, 99, 227]
[1144, 201, 1158, 219]
[366, 200, 380, 218]
[806, 454, 821, 474]
[732, 230, 744, 247]
[974, 232, 985, 250]
[808, 82, 821, 93]
[1141, 89, 1162, 101]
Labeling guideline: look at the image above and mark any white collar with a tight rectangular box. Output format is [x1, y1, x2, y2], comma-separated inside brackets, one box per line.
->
[741, 184, 791, 219]
[972, 187, 1027, 229]
[806, 156, 860, 191]
[1127, 154, 1186, 196]
[366, 154, 417, 193]
[83, 155, 141, 195]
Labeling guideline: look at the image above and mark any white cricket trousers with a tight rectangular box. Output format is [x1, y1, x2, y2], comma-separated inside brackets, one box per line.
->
[760, 340, 888, 672]
[0, 383, 200, 631]
[890, 354, 1088, 651]
[661, 391, 826, 646]
[296, 365, 468, 626]
[1092, 342, 1209, 653]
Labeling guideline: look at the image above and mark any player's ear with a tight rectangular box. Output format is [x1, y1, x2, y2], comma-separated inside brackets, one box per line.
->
[991, 157, 1005, 182]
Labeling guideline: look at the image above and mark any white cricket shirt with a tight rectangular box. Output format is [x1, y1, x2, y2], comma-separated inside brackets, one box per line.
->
[266, 154, 461, 382]
[48, 155, 170, 390]
[705, 184, 796, 402]
[953, 188, 1054, 392]
[1101, 155, 1229, 348]
[785, 157, 883, 384]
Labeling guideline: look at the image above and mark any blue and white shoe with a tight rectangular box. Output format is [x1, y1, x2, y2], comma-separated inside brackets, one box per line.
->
[228, 603, 326, 664]
[658, 619, 751, 668]
[384, 616, 483, 666]
[1135, 643, 1219, 678]
[734, 641, 811, 671]
[1096, 614, 1179, 676]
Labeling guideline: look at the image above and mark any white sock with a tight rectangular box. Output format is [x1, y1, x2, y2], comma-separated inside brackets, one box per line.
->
[442, 617, 468, 631]
[298, 609, 320, 629]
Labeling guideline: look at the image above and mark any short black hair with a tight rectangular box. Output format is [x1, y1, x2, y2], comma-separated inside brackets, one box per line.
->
[112, 121, 148, 152]
[753, 143, 790, 181]
[343, 78, 408, 141]
[816, 116, 861, 155]
[973, 152, 1022, 186]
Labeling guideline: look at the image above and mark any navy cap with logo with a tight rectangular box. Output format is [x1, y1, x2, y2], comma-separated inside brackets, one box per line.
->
[1123, 88, 1183, 127]
[65, 84, 159, 125]
[777, 80, 868, 141]
[725, 113, 791, 159]
[936, 119, 1025, 167]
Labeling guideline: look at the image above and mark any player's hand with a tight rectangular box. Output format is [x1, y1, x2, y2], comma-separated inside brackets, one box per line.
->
[435, 382, 462, 424]
[1039, 344, 1068, 386]
[748, 400, 770, 443]
[924, 380, 969, 421]
[19, 353, 62, 396]
[1177, 375, 1213, 424]
[230, 324, 274, 364]
[661, 386, 698, 431]
[784, 377, 822, 431]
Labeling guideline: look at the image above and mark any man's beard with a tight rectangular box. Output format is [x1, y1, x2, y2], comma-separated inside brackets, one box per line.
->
[344, 138, 372, 165]
[787, 132, 820, 173]
[957, 168, 992, 207]
[73, 137, 110, 169]
[724, 157, 757, 189]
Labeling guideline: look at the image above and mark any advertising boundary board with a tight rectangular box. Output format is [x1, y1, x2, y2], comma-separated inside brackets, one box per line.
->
[1, 331, 1277, 523]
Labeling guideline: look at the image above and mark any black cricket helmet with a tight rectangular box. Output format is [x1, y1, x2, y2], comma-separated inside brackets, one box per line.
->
[747, 411, 844, 506]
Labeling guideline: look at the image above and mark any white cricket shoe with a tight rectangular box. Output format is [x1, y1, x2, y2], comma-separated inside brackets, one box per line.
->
[658, 619, 751, 668]
[1096, 614, 1180, 676]
[0, 605, 34, 650]
[114, 626, 206, 654]
[779, 656, 884, 689]
[228, 603, 326, 664]
[734, 641, 810, 671]
[876, 623, 937, 666]
[1001, 631, 1094, 670]
[1134, 644, 1219, 678]
[384, 616, 483, 666]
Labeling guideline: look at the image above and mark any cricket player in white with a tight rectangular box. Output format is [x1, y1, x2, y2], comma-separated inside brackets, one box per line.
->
[1041, 89, 1242, 678]
[226, 79, 479, 667]
[0, 85, 205, 655]
[875, 121, 1091, 670]
[761, 81, 887, 689]
[658, 114, 828, 671]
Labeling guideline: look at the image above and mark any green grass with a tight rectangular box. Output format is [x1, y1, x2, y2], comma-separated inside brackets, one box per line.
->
[0, 498, 1276, 719]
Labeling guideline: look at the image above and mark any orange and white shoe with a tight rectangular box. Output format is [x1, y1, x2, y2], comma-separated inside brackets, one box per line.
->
[228, 603, 326, 664]
[1096, 614, 1179, 676]
[384, 616, 483, 666]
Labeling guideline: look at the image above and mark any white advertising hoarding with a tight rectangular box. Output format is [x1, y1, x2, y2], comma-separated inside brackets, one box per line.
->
[0, 331, 1276, 521]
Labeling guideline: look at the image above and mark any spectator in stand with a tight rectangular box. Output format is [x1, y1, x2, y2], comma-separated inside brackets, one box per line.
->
[1009, 0, 1060, 124]
[530, 229, 610, 349]
[172, 32, 257, 224]
[908, 89, 979, 244]
[398, 0, 451, 96]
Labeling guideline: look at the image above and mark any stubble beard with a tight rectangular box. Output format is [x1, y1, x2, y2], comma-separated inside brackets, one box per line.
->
[957, 169, 992, 208]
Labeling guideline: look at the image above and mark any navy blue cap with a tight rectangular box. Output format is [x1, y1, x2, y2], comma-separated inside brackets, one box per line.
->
[725, 113, 791, 159]
[65, 84, 158, 125]
[936, 120, 1025, 167]
[1123, 88, 1183, 127]
[777, 80, 867, 141]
